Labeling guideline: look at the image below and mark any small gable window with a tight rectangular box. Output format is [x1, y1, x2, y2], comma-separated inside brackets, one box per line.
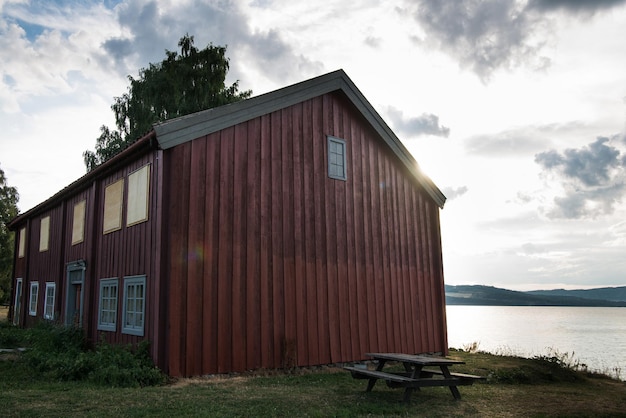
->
[328, 136, 347, 181]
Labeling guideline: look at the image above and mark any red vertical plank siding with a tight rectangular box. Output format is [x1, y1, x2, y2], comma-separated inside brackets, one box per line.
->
[368, 143, 386, 352]
[281, 107, 297, 367]
[167, 143, 191, 376]
[433, 207, 449, 355]
[419, 192, 436, 350]
[323, 94, 341, 363]
[151, 150, 165, 367]
[312, 96, 330, 364]
[346, 115, 361, 360]
[216, 127, 235, 373]
[402, 181, 419, 351]
[302, 98, 320, 366]
[292, 102, 309, 367]
[202, 133, 221, 373]
[361, 137, 378, 352]
[334, 97, 352, 361]
[158, 90, 447, 375]
[270, 110, 284, 367]
[246, 118, 262, 370]
[259, 113, 274, 368]
[232, 123, 248, 372]
[393, 169, 409, 354]
[185, 138, 206, 376]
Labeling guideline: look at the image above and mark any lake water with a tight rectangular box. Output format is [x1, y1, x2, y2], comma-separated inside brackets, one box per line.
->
[446, 305, 626, 379]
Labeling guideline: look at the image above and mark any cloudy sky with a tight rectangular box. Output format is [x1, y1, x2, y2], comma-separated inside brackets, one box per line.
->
[1, 0, 626, 291]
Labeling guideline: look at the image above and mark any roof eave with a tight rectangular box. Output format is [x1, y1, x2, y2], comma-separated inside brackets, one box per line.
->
[154, 69, 446, 208]
[8, 132, 157, 230]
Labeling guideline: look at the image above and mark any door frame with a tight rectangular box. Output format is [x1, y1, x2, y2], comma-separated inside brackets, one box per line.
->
[65, 260, 86, 327]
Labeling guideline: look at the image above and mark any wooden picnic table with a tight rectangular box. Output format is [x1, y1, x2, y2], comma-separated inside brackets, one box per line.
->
[344, 352, 483, 402]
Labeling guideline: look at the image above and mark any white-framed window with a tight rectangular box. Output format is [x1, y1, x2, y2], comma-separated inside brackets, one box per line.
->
[29, 282, 39, 316]
[13, 278, 23, 325]
[98, 278, 118, 332]
[122, 275, 146, 336]
[327, 135, 347, 181]
[44, 282, 56, 320]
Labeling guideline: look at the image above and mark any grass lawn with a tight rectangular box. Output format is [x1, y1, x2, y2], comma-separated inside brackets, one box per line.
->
[1, 345, 625, 417]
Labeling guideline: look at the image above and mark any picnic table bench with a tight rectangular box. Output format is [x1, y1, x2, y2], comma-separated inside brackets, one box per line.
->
[345, 352, 484, 402]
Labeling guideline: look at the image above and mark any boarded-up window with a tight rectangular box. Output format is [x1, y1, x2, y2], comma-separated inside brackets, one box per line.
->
[18, 227, 26, 258]
[39, 216, 50, 252]
[127, 164, 150, 226]
[103, 179, 124, 234]
[72, 200, 86, 245]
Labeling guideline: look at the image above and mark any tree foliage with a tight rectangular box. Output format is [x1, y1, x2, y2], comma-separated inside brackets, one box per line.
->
[84, 35, 252, 171]
[0, 164, 19, 304]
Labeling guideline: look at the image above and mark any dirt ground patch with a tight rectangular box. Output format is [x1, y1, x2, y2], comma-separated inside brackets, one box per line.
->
[0, 306, 7, 322]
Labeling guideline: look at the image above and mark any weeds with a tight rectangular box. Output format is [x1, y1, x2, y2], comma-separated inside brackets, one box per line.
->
[461, 341, 481, 353]
[533, 348, 587, 371]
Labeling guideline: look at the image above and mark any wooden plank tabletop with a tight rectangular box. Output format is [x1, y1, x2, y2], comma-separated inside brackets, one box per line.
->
[366, 353, 465, 366]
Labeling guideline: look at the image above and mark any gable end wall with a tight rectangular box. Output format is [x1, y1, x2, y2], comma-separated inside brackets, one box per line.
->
[163, 91, 447, 377]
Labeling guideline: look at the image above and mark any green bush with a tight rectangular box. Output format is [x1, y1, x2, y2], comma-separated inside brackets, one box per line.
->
[88, 340, 166, 387]
[0, 321, 25, 348]
[15, 322, 165, 387]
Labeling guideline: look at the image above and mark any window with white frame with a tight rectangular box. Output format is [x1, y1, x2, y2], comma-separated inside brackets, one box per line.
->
[98, 278, 118, 332]
[13, 278, 23, 325]
[98, 279, 118, 331]
[122, 276, 146, 336]
[44, 283, 56, 320]
[327, 136, 347, 180]
[29, 282, 39, 316]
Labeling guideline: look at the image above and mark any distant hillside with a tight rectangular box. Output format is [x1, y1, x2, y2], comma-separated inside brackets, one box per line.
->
[527, 286, 626, 302]
[445, 284, 626, 307]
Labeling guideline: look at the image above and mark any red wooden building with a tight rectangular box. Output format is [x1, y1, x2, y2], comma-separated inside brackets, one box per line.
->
[8, 70, 448, 377]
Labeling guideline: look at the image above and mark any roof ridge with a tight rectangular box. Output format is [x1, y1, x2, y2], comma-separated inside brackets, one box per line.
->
[154, 69, 446, 208]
